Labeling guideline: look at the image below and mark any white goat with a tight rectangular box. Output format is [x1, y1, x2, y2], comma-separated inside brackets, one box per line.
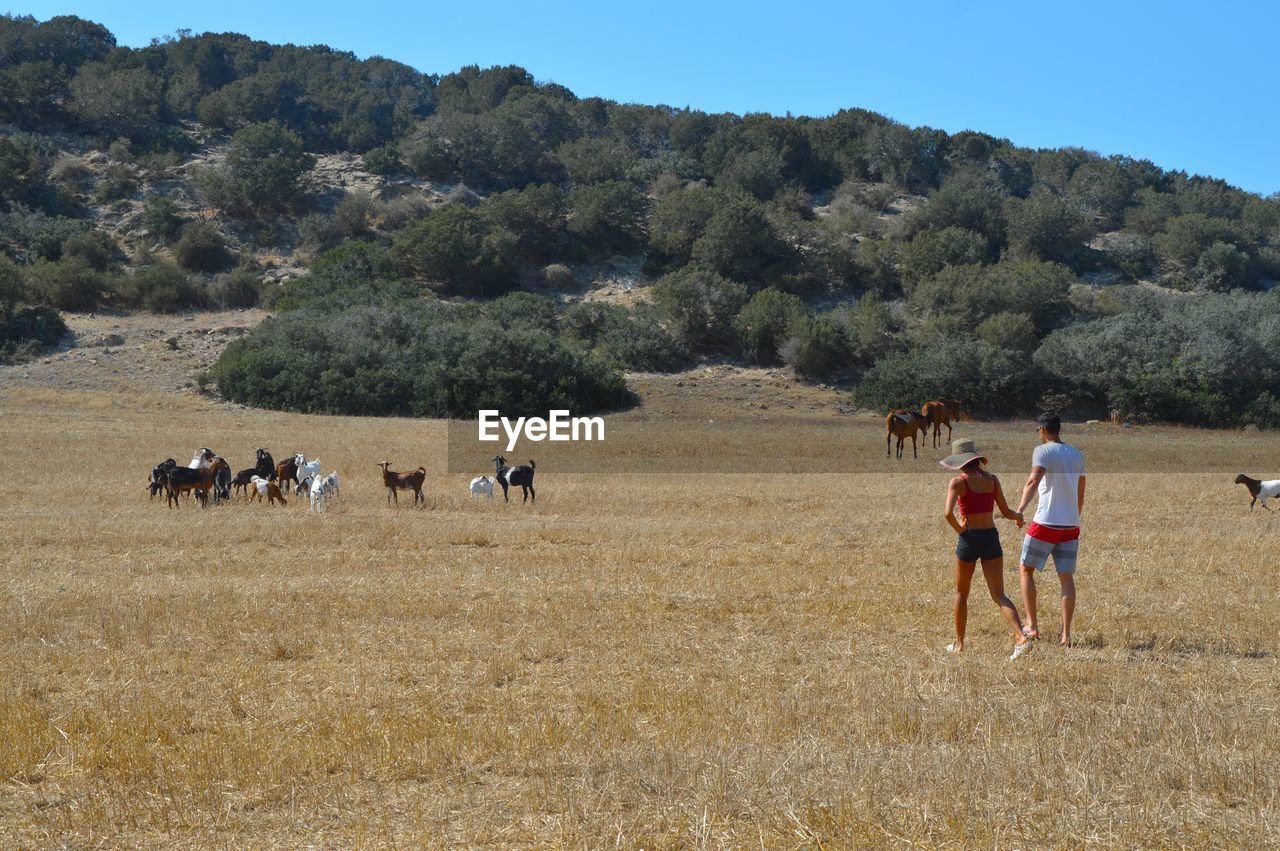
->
[248, 475, 286, 505]
[294, 453, 322, 494]
[469, 475, 494, 499]
[189, 447, 215, 469]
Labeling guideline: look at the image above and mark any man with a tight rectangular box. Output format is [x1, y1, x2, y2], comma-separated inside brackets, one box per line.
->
[1016, 412, 1086, 647]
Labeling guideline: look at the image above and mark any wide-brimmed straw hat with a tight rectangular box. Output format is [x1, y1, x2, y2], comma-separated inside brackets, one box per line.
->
[939, 438, 988, 470]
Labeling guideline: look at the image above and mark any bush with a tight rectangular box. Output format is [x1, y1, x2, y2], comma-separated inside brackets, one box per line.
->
[1005, 191, 1094, 267]
[92, 164, 138, 203]
[780, 314, 850, 379]
[855, 338, 1039, 414]
[118, 261, 200, 312]
[542, 263, 575, 290]
[60, 230, 119, 272]
[734, 287, 807, 363]
[652, 265, 748, 347]
[23, 256, 114, 310]
[0, 208, 90, 263]
[976, 311, 1037, 353]
[196, 123, 315, 216]
[206, 266, 264, 309]
[175, 223, 233, 273]
[562, 302, 689, 372]
[141, 196, 183, 242]
[212, 303, 632, 417]
[899, 226, 988, 291]
[390, 204, 515, 294]
[566, 180, 649, 255]
[1033, 290, 1280, 425]
[362, 144, 403, 175]
[690, 193, 798, 285]
[0, 302, 68, 363]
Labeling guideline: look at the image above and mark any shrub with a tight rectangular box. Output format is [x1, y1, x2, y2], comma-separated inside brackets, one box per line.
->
[734, 288, 807, 363]
[566, 180, 649, 256]
[205, 266, 263, 309]
[0, 255, 25, 305]
[832, 292, 904, 365]
[118, 261, 200, 312]
[92, 163, 137, 203]
[1154, 213, 1245, 268]
[690, 193, 798, 285]
[0, 208, 90, 263]
[854, 338, 1039, 414]
[652, 265, 748, 347]
[0, 303, 68, 363]
[780, 314, 850, 379]
[647, 185, 720, 270]
[212, 303, 632, 417]
[197, 123, 315, 216]
[60, 230, 119, 272]
[390, 204, 515, 294]
[141, 196, 183, 242]
[542, 263, 575, 290]
[976, 311, 1037, 353]
[175, 223, 233, 273]
[899, 226, 988, 291]
[562, 302, 689, 372]
[1005, 191, 1094, 267]
[362, 144, 403, 175]
[23, 256, 113, 310]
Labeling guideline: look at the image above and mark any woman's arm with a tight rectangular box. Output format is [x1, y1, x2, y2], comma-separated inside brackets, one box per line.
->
[992, 475, 1024, 526]
[944, 477, 966, 534]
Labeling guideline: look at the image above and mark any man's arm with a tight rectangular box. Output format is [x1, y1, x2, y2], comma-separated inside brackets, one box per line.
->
[1077, 475, 1086, 516]
[1017, 466, 1046, 515]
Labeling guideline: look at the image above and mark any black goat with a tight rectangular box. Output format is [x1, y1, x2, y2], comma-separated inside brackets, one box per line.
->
[231, 468, 257, 497]
[254, 448, 275, 479]
[492, 456, 536, 503]
[149, 458, 177, 499]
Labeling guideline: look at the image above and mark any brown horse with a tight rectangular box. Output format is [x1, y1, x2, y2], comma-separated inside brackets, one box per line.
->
[886, 410, 929, 459]
[922, 399, 961, 449]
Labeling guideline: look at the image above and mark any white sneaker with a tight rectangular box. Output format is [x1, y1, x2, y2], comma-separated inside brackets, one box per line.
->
[1009, 641, 1033, 661]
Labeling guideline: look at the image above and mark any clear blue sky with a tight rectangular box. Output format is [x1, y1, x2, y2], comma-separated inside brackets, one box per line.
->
[12, 1, 1280, 196]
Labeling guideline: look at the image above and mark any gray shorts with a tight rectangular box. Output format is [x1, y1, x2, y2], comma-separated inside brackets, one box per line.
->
[1020, 534, 1079, 574]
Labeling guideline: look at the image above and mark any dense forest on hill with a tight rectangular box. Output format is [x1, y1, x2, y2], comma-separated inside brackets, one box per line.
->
[3, 14, 1280, 424]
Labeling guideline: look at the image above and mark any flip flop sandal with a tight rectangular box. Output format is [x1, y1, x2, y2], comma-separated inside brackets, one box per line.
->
[1009, 641, 1033, 661]
[945, 642, 962, 653]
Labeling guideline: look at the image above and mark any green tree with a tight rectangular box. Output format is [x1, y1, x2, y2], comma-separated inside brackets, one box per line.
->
[198, 122, 315, 215]
[690, 194, 797, 285]
[976, 311, 1037, 353]
[779, 314, 849, 379]
[1005, 191, 1094, 266]
[390, 204, 515, 294]
[899, 226, 988, 291]
[566, 180, 649, 255]
[647, 185, 720, 270]
[556, 137, 634, 184]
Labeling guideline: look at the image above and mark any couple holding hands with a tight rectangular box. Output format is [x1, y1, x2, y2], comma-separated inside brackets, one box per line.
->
[941, 412, 1086, 660]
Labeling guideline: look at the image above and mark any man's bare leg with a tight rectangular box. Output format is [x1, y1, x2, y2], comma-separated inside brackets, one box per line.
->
[1020, 565, 1040, 639]
[1058, 572, 1076, 646]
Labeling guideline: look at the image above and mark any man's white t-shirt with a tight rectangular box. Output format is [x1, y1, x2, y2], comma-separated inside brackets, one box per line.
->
[1032, 441, 1085, 527]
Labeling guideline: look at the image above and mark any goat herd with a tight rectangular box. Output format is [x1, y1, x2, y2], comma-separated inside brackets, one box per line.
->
[147, 449, 537, 511]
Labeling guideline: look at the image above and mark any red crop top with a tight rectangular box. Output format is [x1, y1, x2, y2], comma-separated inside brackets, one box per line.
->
[957, 473, 997, 516]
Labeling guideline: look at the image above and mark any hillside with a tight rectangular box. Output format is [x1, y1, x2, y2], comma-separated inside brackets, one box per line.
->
[3, 14, 1280, 427]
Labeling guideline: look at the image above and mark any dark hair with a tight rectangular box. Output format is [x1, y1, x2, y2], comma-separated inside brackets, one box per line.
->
[962, 457, 984, 471]
[1037, 412, 1062, 435]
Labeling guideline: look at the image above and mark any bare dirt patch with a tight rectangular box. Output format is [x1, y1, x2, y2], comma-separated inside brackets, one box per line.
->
[0, 309, 267, 397]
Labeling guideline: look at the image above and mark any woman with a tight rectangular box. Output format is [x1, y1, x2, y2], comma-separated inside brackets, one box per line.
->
[941, 438, 1033, 660]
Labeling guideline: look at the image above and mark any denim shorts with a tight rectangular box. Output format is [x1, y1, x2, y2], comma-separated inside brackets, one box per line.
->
[956, 528, 1003, 562]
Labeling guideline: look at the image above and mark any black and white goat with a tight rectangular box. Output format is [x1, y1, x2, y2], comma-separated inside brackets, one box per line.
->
[492, 456, 536, 503]
[149, 458, 177, 498]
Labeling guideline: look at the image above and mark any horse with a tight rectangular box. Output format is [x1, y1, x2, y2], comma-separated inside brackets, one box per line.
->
[922, 400, 959, 449]
[886, 410, 929, 460]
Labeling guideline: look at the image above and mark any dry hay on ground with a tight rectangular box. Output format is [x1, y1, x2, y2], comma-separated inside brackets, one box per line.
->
[1, 382, 1278, 847]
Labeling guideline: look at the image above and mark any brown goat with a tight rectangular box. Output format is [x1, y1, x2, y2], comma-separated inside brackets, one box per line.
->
[275, 456, 299, 492]
[379, 461, 426, 506]
[886, 409, 929, 460]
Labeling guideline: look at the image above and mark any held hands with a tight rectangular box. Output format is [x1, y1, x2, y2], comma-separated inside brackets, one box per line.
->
[1013, 510, 1025, 528]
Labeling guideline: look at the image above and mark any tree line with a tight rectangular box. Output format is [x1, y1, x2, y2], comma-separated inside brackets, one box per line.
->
[3, 14, 1279, 424]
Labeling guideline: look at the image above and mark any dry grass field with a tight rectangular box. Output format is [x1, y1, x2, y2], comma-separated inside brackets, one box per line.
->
[2, 374, 1279, 848]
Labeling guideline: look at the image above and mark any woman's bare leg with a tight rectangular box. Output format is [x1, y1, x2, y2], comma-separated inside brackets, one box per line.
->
[981, 557, 1029, 646]
[952, 560, 976, 651]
